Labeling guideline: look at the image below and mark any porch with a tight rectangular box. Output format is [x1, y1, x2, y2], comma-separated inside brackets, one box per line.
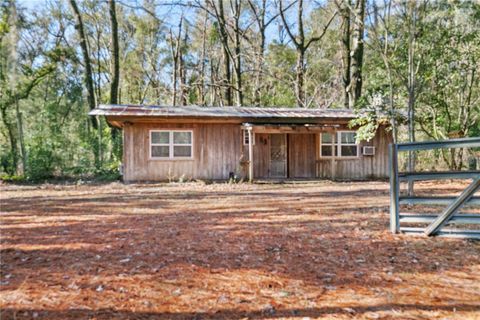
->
[242, 123, 343, 181]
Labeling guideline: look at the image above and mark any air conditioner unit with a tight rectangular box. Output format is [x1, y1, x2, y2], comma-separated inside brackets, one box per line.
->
[363, 146, 375, 156]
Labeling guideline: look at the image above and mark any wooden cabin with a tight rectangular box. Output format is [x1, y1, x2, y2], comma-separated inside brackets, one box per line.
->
[90, 104, 392, 182]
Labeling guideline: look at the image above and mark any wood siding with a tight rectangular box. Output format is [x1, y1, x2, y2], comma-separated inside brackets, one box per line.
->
[253, 133, 270, 178]
[123, 121, 392, 182]
[316, 126, 392, 180]
[288, 134, 316, 178]
[123, 123, 243, 182]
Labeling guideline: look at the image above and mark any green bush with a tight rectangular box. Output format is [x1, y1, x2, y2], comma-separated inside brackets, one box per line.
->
[0, 174, 26, 182]
[26, 138, 59, 181]
[94, 160, 122, 181]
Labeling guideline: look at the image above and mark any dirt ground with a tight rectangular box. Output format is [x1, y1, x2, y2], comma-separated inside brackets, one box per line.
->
[0, 180, 479, 320]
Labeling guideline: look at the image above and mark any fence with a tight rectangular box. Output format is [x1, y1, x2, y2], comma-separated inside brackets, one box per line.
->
[389, 137, 480, 239]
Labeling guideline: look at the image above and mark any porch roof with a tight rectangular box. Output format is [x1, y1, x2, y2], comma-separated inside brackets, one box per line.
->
[242, 123, 342, 133]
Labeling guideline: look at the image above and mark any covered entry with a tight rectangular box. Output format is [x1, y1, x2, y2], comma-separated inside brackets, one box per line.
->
[243, 123, 337, 180]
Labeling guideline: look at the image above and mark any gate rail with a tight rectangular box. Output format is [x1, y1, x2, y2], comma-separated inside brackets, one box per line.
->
[389, 137, 480, 239]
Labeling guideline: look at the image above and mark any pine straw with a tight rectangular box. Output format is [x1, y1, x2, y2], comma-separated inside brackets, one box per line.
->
[1, 180, 479, 319]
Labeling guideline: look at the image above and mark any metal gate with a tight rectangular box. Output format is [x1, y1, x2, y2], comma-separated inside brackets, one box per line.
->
[389, 137, 480, 239]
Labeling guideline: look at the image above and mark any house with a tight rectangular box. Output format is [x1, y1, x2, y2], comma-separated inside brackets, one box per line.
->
[89, 104, 392, 182]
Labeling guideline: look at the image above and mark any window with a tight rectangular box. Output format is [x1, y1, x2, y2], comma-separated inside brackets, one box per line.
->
[242, 129, 255, 145]
[320, 132, 336, 157]
[338, 131, 358, 157]
[150, 130, 193, 159]
[320, 131, 359, 158]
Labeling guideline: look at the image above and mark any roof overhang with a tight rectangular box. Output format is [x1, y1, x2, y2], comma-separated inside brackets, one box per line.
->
[242, 123, 343, 133]
[90, 104, 357, 128]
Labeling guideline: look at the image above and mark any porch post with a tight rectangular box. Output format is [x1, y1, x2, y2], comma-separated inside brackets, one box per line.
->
[331, 129, 336, 180]
[248, 127, 254, 182]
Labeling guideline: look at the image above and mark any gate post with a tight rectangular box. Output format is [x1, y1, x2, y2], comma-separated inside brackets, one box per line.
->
[389, 143, 400, 233]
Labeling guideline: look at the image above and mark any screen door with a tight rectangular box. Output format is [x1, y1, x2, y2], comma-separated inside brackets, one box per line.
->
[270, 134, 287, 178]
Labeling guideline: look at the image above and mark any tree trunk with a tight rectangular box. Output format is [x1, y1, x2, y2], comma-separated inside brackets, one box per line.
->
[231, 0, 243, 106]
[198, 12, 208, 105]
[349, 0, 365, 108]
[253, 36, 265, 106]
[69, 0, 98, 130]
[295, 48, 305, 108]
[109, 0, 120, 105]
[1, 107, 18, 175]
[171, 33, 178, 106]
[407, 1, 417, 195]
[248, 0, 267, 106]
[296, 0, 305, 108]
[339, 0, 351, 109]
[169, 18, 183, 106]
[179, 28, 188, 106]
[15, 98, 26, 174]
[108, 0, 121, 160]
[217, 0, 233, 106]
[7, 2, 24, 174]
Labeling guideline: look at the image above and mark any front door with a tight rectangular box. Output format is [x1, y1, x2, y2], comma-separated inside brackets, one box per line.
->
[288, 133, 317, 178]
[270, 134, 287, 178]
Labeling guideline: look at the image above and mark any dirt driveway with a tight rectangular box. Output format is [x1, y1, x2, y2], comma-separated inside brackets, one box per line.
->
[1, 181, 479, 319]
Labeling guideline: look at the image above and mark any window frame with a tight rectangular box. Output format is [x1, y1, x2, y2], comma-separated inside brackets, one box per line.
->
[319, 132, 336, 158]
[242, 129, 255, 146]
[319, 131, 359, 159]
[149, 129, 194, 160]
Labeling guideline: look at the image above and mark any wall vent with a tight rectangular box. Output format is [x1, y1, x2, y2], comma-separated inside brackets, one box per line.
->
[363, 146, 376, 156]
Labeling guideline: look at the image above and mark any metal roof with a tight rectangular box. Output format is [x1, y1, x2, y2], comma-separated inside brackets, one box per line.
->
[89, 104, 356, 119]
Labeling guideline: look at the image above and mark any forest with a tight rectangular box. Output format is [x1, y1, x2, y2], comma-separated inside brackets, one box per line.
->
[1, 0, 479, 181]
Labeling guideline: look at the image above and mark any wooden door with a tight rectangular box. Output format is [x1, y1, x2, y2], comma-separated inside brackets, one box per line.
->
[288, 134, 316, 178]
[270, 134, 287, 178]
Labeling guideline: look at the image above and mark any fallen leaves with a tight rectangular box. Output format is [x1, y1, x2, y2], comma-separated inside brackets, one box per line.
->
[0, 180, 479, 319]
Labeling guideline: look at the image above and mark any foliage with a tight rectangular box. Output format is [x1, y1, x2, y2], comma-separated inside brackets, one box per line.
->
[349, 91, 395, 143]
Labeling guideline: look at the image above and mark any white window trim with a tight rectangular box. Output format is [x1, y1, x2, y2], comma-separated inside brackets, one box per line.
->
[320, 132, 335, 158]
[149, 129, 194, 160]
[319, 131, 360, 159]
[242, 129, 255, 146]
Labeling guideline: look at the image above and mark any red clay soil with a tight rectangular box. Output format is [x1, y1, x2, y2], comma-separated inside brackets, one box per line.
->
[0, 180, 479, 320]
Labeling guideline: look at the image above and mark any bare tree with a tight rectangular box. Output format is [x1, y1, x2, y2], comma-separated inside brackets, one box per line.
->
[247, 0, 285, 106]
[230, 0, 243, 106]
[179, 24, 189, 106]
[279, 0, 337, 107]
[209, 0, 233, 106]
[169, 17, 183, 106]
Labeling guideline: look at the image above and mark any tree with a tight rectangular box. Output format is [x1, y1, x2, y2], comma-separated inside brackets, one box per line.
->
[108, 0, 122, 159]
[247, 0, 283, 106]
[335, 0, 366, 109]
[207, 0, 233, 106]
[336, 0, 351, 109]
[350, 0, 366, 107]
[109, 0, 120, 105]
[69, 0, 97, 130]
[0, 1, 56, 175]
[279, 0, 337, 107]
[416, 1, 480, 170]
